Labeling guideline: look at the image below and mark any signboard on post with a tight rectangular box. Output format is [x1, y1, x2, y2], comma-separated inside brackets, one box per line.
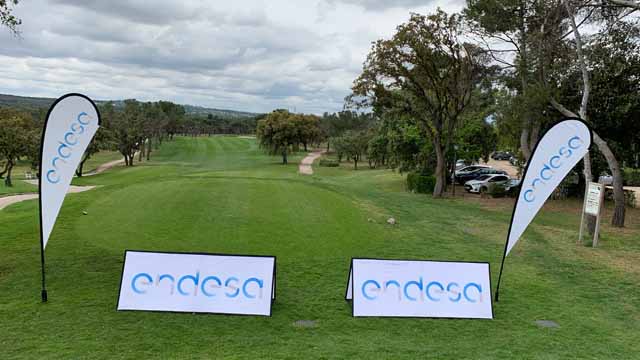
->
[345, 258, 493, 319]
[585, 182, 603, 216]
[579, 182, 606, 247]
[117, 251, 276, 316]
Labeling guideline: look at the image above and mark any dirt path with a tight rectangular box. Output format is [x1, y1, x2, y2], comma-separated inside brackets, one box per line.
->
[84, 157, 126, 176]
[0, 183, 96, 210]
[299, 149, 326, 175]
[0, 157, 119, 210]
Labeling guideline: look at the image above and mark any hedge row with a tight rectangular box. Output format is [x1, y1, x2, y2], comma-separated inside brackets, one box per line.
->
[406, 172, 436, 194]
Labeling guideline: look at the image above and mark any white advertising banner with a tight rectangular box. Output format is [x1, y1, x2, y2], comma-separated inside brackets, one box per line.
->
[345, 258, 493, 319]
[40, 94, 100, 249]
[505, 119, 591, 256]
[117, 251, 276, 316]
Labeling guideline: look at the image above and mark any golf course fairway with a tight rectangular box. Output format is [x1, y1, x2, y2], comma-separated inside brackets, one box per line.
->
[1, 136, 639, 358]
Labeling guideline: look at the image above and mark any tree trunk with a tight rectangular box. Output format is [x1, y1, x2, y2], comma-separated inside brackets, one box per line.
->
[146, 139, 152, 161]
[4, 161, 14, 187]
[354, 156, 358, 170]
[76, 155, 89, 177]
[138, 142, 144, 162]
[592, 131, 626, 227]
[520, 124, 532, 162]
[0, 161, 9, 178]
[282, 149, 288, 165]
[433, 140, 446, 198]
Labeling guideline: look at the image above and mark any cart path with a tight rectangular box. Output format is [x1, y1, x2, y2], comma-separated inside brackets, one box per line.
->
[299, 149, 326, 175]
[0, 184, 96, 210]
[84, 155, 128, 176]
[0, 155, 123, 210]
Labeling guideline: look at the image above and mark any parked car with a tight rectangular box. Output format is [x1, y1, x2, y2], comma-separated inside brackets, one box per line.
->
[455, 159, 467, 170]
[465, 174, 511, 193]
[454, 164, 490, 176]
[504, 178, 521, 192]
[492, 151, 513, 161]
[598, 174, 613, 185]
[455, 167, 507, 184]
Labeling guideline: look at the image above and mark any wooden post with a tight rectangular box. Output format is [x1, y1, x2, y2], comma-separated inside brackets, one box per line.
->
[578, 183, 588, 245]
[592, 182, 606, 248]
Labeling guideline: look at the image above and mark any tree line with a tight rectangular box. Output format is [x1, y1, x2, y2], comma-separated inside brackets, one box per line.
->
[0, 99, 259, 186]
[344, 2, 640, 228]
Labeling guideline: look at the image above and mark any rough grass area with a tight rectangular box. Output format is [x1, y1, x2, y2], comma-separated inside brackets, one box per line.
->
[1, 136, 639, 359]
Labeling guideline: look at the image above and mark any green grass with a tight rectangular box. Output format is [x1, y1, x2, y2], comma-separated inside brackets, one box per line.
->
[0, 151, 122, 196]
[1, 136, 639, 359]
[82, 151, 124, 174]
[0, 179, 37, 196]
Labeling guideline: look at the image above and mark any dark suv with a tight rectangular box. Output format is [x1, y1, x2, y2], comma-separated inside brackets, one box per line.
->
[455, 167, 507, 184]
[491, 151, 513, 161]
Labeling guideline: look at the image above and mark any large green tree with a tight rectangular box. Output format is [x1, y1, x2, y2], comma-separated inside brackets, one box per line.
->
[350, 10, 485, 196]
[256, 110, 299, 165]
[333, 130, 370, 170]
[0, 108, 32, 186]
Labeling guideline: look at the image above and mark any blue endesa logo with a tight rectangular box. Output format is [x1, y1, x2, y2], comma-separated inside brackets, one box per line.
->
[522, 135, 584, 203]
[131, 271, 265, 299]
[361, 277, 483, 303]
[45, 112, 92, 184]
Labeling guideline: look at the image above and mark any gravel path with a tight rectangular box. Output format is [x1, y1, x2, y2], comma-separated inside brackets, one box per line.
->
[0, 183, 96, 210]
[0, 158, 117, 211]
[84, 156, 126, 176]
[299, 150, 326, 175]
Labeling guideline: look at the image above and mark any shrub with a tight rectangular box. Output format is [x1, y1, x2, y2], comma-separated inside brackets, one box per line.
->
[604, 188, 637, 208]
[406, 172, 436, 194]
[506, 183, 520, 198]
[318, 159, 339, 167]
[624, 169, 640, 186]
[487, 183, 507, 198]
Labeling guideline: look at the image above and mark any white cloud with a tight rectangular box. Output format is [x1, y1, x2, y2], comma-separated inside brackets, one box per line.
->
[0, 0, 464, 114]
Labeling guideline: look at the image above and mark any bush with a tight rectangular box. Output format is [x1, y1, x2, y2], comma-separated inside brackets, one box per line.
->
[624, 169, 640, 186]
[487, 183, 507, 198]
[604, 188, 637, 208]
[318, 159, 339, 167]
[506, 183, 520, 198]
[406, 172, 436, 194]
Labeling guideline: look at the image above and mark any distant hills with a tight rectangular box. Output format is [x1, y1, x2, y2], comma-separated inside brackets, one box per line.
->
[0, 94, 259, 118]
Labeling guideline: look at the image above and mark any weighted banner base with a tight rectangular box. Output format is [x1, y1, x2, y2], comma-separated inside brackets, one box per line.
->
[41, 289, 48, 302]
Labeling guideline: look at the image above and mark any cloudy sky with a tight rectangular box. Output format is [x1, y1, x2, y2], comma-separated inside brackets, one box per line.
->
[1, 0, 465, 114]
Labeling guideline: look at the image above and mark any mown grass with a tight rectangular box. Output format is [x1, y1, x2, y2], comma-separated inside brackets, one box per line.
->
[0, 151, 123, 197]
[1, 136, 639, 359]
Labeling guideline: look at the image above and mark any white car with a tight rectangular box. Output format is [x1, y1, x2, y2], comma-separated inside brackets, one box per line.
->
[454, 164, 491, 176]
[464, 174, 510, 193]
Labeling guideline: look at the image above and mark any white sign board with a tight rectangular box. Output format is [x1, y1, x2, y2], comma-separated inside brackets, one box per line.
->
[117, 251, 276, 316]
[345, 258, 493, 319]
[585, 182, 603, 216]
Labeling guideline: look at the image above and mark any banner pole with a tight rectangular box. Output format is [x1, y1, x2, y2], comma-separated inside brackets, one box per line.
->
[494, 233, 509, 302]
[38, 130, 48, 303]
[38, 101, 49, 303]
[39, 241, 48, 302]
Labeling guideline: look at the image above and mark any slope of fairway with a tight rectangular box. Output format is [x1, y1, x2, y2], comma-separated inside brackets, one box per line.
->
[1, 136, 639, 359]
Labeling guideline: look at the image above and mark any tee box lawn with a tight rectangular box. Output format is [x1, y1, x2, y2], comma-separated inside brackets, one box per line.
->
[1, 136, 639, 358]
